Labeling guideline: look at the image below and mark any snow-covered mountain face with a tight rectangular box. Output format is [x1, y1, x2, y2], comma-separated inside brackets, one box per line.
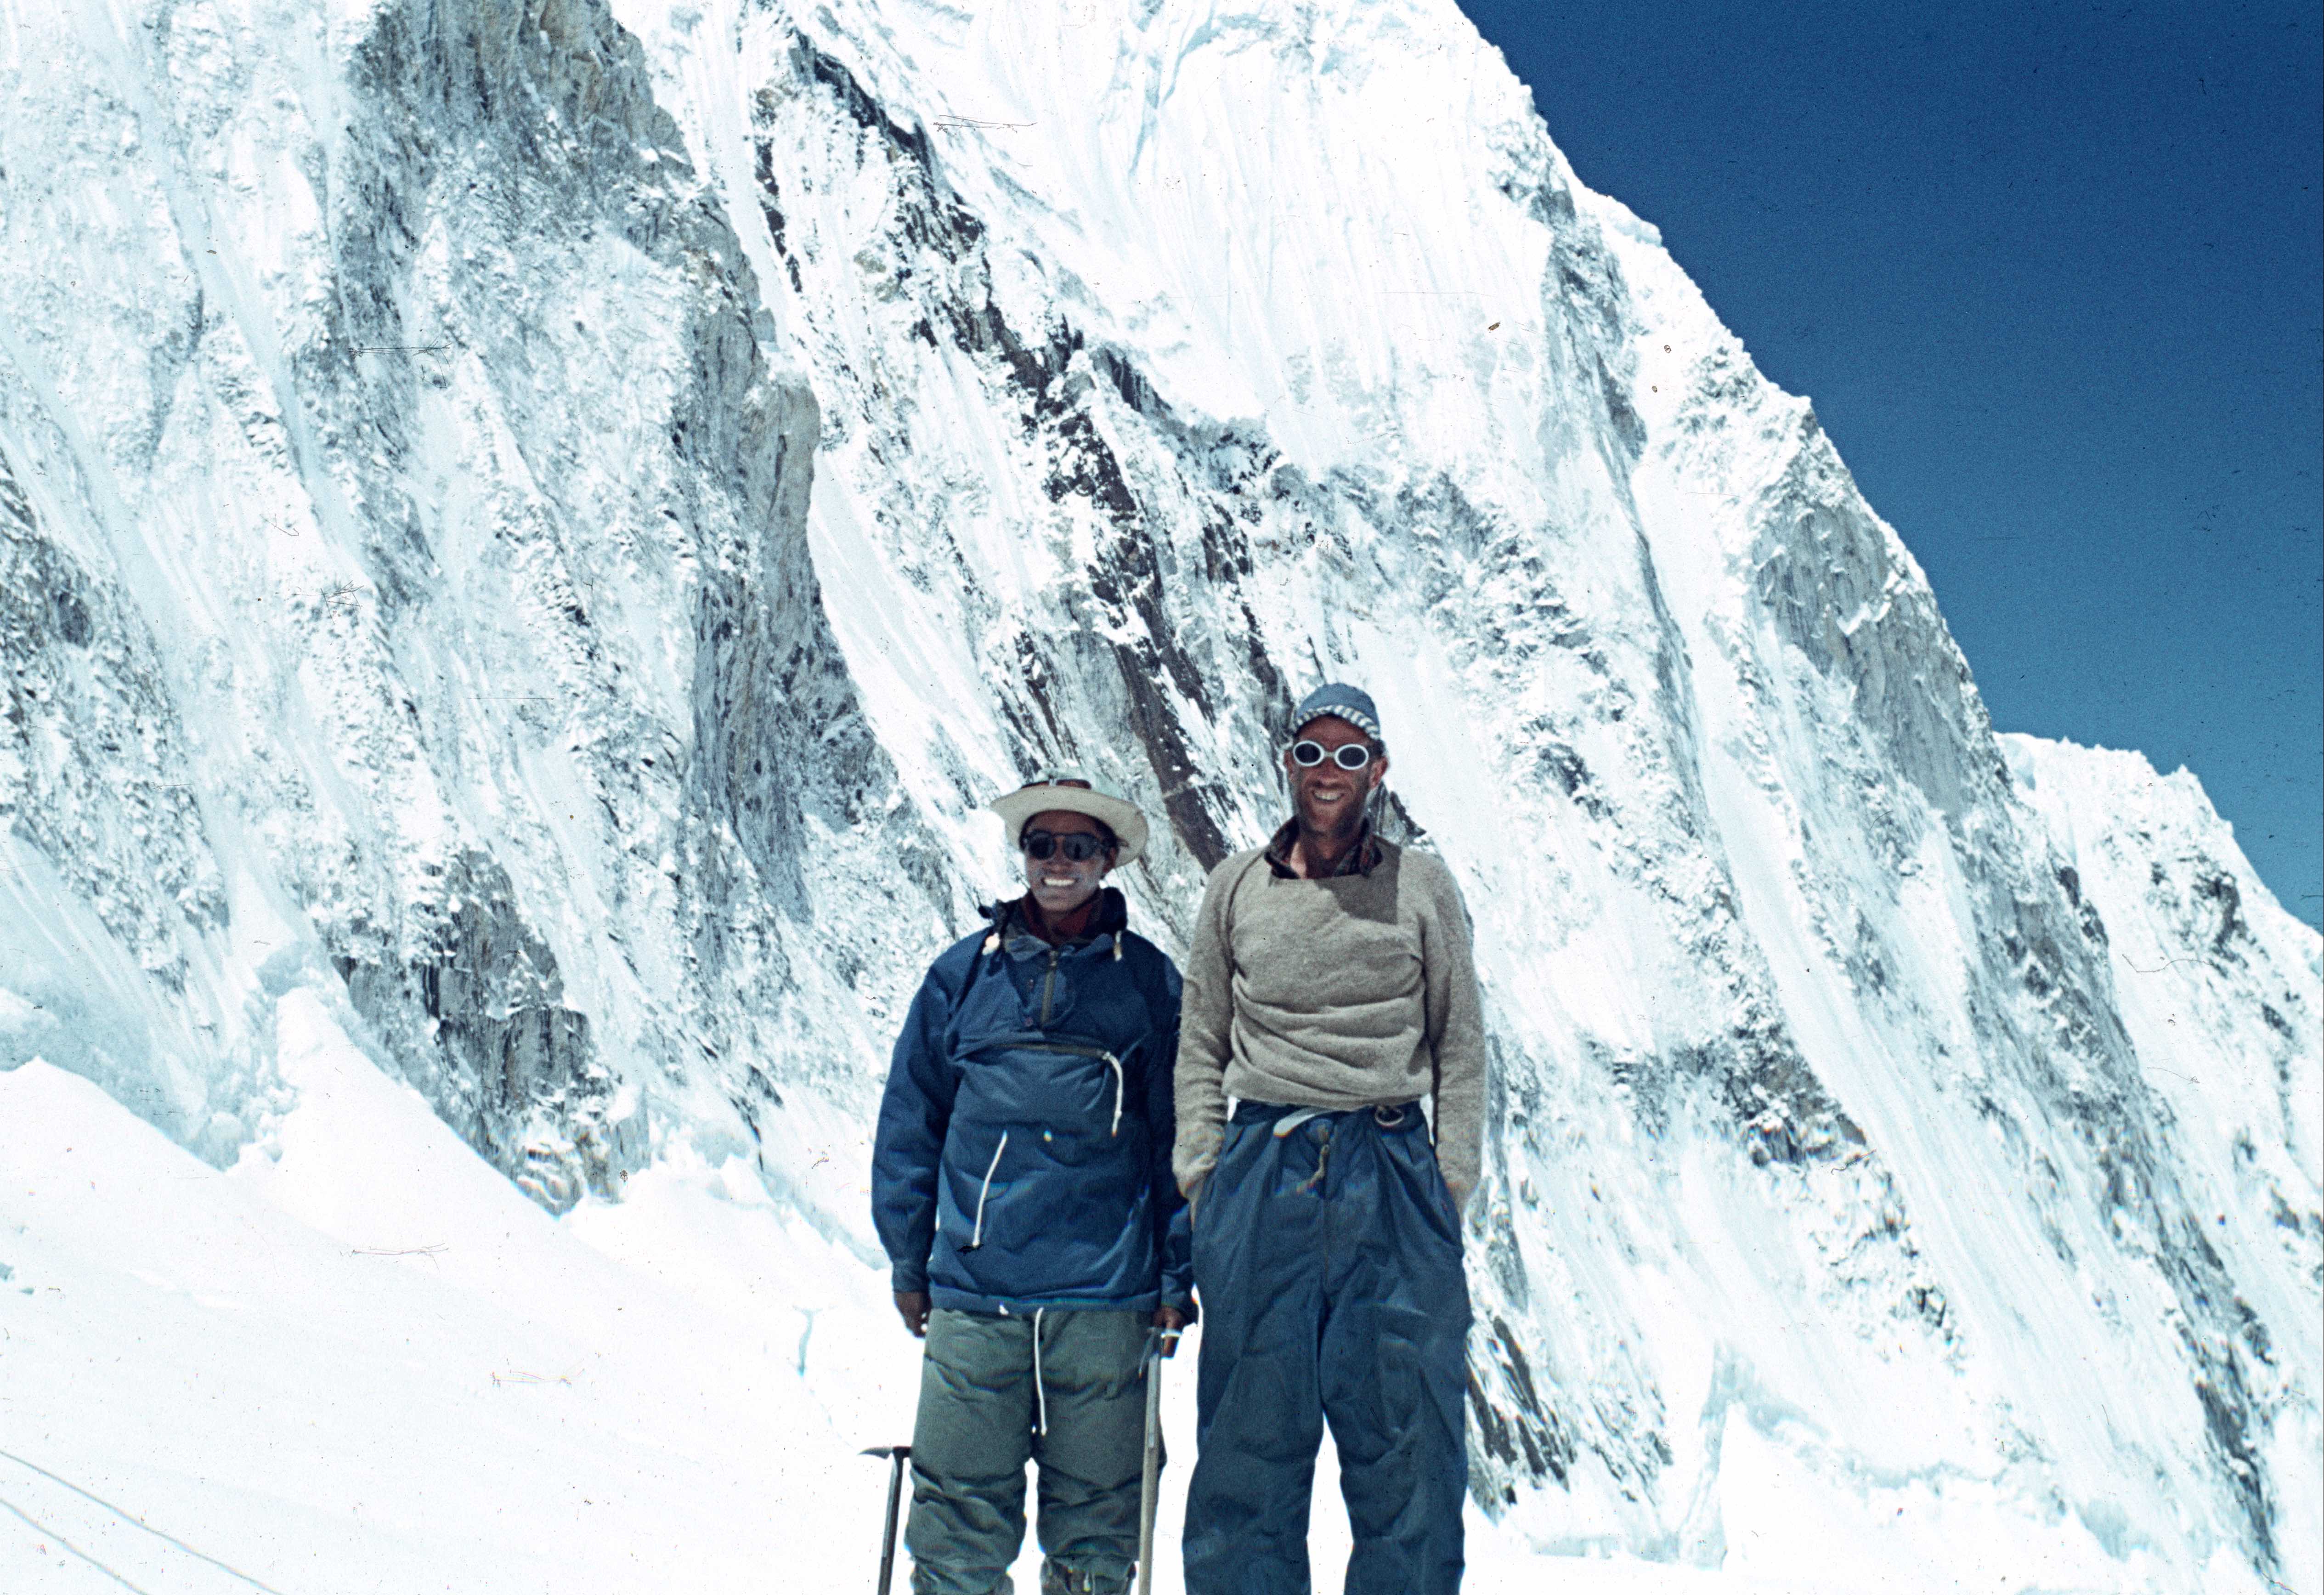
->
[1, 0, 2315, 1588]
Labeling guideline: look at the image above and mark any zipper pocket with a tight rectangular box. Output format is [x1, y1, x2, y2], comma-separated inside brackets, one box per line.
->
[965, 1132, 1009, 1250]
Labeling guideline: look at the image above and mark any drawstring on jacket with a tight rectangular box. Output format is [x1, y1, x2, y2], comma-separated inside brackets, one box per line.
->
[1106, 1052, 1125, 1136]
[967, 1133, 1008, 1250]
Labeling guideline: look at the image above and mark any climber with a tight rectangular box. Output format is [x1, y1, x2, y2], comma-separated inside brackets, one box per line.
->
[873, 775, 1193, 1595]
[1173, 683, 1486, 1595]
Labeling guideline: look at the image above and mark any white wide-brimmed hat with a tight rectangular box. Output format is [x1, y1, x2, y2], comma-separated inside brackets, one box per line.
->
[988, 773, 1150, 866]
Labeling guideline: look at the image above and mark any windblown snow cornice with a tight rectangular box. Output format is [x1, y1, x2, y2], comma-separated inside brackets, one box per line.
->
[0, 0, 2315, 1585]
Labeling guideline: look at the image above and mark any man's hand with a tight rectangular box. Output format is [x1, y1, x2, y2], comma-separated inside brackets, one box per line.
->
[1153, 1305, 1188, 1357]
[895, 1290, 931, 1338]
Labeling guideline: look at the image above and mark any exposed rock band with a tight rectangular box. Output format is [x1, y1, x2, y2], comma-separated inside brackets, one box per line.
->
[873, 682, 1487, 1595]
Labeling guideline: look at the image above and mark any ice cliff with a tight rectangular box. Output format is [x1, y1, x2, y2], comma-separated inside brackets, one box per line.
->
[0, 0, 2315, 1586]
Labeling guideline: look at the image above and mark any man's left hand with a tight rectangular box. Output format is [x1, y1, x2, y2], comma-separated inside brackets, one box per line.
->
[1153, 1305, 1188, 1356]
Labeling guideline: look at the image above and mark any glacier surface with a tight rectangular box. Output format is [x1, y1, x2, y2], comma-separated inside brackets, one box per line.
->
[0, 0, 2315, 1588]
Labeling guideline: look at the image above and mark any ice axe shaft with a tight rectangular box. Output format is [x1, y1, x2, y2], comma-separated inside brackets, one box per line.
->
[863, 1444, 911, 1594]
[1136, 1329, 1177, 1595]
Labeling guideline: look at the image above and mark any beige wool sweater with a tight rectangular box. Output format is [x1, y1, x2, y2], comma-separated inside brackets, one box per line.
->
[1172, 835, 1488, 1203]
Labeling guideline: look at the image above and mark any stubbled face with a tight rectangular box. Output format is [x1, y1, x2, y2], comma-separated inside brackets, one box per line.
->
[1285, 715, 1385, 837]
[1021, 809, 1113, 917]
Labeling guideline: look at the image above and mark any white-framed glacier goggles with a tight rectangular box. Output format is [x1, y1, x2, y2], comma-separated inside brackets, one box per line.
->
[1289, 739, 1375, 770]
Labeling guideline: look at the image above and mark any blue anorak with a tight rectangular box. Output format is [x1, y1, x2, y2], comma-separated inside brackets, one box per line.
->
[874, 889, 1193, 1318]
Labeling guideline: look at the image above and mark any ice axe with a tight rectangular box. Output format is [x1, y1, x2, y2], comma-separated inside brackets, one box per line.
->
[862, 1444, 911, 1594]
[1135, 1327, 1180, 1595]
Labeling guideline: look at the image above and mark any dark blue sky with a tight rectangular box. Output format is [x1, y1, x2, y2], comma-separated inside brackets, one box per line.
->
[1459, 0, 2322, 928]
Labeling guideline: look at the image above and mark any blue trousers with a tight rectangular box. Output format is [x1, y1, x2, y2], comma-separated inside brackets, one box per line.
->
[1183, 1103, 1470, 1595]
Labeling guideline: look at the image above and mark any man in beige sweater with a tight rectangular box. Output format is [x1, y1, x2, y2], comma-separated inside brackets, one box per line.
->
[1174, 682, 1484, 1595]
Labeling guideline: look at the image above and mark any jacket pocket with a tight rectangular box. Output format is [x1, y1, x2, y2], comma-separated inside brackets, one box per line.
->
[959, 1037, 1132, 1140]
[1016, 1041, 1128, 1137]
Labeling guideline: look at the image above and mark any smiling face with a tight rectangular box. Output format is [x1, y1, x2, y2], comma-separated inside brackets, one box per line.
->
[1020, 808, 1115, 918]
[1285, 714, 1386, 839]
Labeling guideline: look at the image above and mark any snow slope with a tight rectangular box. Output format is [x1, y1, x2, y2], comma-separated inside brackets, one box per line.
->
[0, 1007, 904, 1592]
[0, 0, 2316, 1589]
[4, 1040, 1845, 1593]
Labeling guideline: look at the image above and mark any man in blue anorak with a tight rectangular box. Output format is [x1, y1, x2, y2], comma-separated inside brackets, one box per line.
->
[874, 775, 1193, 1595]
[1175, 684, 1486, 1595]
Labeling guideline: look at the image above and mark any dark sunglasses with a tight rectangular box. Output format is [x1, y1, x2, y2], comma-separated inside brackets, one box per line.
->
[1022, 829, 1110, 863]
[1289, 739, 1374, 770]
